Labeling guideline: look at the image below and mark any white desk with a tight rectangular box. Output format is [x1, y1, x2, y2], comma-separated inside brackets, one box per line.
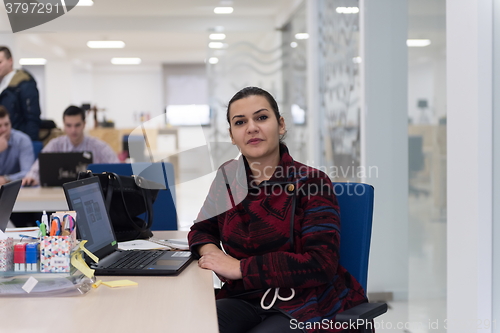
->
[14, 187, 68, 212]
[0, 231, 218, 333]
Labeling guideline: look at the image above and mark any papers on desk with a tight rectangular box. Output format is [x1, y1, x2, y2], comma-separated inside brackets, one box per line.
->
[4, 227, 39, 239]
[117, 239, 170, 251]
[149, 238, 189, 250]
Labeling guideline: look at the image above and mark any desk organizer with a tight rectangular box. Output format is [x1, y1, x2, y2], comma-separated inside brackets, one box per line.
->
[40, 236, 73, 273]
[0, 238, 14, 271]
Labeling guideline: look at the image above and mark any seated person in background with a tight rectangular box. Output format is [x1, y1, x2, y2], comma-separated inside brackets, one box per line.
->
[0, 105, 35, 185]
[189, 87, 367, 333]
[23, 105, 119, 186]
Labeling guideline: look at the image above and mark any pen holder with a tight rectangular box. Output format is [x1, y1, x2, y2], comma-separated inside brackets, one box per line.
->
[0, 238, 14, 272]
[40, 235, 75, 273]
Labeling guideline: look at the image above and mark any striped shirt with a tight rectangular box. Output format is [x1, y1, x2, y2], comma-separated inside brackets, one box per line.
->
[0, 129, 34, 181]
[26, 135, 119, 182]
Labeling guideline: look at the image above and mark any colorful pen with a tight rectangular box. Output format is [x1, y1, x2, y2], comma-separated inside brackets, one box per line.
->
[41, 211, 49, 235]
[19, 234, 38, 240]
[40, 224, 46, 238]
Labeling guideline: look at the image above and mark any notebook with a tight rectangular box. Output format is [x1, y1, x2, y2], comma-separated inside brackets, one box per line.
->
[0, 180, 22, 232]
[39, 152, 93, 187]
[62, 176, 192, 276]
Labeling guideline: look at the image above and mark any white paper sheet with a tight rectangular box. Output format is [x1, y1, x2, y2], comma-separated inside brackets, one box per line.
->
[4, 227, 39, 239]
[117, 239, 170, 251]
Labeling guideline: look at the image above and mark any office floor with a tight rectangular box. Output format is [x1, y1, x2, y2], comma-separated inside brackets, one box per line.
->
[371, 166, 446, 333]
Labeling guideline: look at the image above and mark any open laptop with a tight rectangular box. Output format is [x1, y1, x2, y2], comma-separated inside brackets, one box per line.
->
[39, 152, 93, 187]
[0, 180, 23, 232]
[62, 176, 192, 276]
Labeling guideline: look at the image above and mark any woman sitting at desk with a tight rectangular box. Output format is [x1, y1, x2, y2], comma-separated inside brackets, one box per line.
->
[188, 87, 367, 333]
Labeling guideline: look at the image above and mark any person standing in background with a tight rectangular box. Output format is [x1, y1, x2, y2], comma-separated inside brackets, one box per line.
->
[0, 46, 41, 141]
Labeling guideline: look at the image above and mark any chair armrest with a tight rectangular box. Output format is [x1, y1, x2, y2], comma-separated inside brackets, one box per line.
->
[336, 302, 387, 322]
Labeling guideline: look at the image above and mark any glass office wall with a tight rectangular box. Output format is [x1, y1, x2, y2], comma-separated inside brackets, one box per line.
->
[206, 31, 284, 168]
[282, 2, 308, 163]
[407, 0, 447, 331]
[318, 0, 361, 181]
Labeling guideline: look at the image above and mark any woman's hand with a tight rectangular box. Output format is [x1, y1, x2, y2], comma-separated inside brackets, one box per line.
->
[197, 245, 242, 281]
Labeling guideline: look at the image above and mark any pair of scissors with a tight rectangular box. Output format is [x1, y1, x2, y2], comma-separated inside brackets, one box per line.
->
[63, 214, 75, 233]
[49, 216, 61, 236]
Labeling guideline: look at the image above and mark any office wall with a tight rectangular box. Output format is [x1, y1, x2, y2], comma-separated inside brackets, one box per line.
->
[45, 60, 72, 126]
[69, 65, 163, 129]
[361, 0, 409, 301]
[447, 0, 493, 331]
[493, 0, 500, 329]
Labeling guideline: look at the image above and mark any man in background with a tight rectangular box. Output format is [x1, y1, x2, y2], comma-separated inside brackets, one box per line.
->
[0, 46, 41, 141]
[0, 105, 34, 184]
[23, 105, 119, 185]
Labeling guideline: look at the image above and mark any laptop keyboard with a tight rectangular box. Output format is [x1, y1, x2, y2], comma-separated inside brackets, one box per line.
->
[108, 251, 164, 269]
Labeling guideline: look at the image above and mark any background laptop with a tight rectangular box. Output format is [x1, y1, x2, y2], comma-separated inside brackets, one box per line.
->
[39, 152, 93, 187]
[0, 180, 23, 232]
[62, 176, 192, 276]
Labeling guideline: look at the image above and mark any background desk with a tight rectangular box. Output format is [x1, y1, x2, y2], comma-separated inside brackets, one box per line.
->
[14, 187, 68, 212]
[0, 231, 218, 333]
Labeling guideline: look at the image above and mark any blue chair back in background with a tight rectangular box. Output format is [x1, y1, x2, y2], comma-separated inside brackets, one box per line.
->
[32, 141, 43, 159]
[334, 182, 374, 292]
[87, 162, 177, 231]
[333, 182, 386, 331]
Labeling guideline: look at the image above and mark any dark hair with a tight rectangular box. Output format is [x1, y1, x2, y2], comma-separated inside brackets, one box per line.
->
[0, 46, 12, 60]
[63, 105, 85, 122]
[226, 86, 281, 124]
[0, 105, 9, 118]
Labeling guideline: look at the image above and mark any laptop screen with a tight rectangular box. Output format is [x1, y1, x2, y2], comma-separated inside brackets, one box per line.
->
[39, 152, 93, 187]
[0, 180, 22, 232]
[65, 178, 116, 254]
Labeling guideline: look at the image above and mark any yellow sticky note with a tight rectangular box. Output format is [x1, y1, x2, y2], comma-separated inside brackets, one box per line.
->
[102, 280, 138, 288]
[92, 280, 102, 289]
[71, 249, 95, 278]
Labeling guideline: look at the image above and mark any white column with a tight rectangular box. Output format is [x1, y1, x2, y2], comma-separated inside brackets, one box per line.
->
[494, 0, 500, 329]
[360, 0, 409, 300]
[45, 60, 73, 127]
[306, 0, 322, 166]
[447, 0, 493, 331]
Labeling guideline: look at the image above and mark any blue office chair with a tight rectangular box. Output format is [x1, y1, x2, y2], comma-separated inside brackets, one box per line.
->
[32, 141, 43, 159]
[333, 182, 387, 332]
[87, 162, 177, 231]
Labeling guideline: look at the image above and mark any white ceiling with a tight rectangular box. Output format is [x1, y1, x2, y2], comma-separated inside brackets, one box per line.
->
[0, 0, 445, 66]
[0, 0, 300, 66]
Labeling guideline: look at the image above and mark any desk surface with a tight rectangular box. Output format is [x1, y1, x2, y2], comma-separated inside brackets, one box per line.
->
[0, 231, 218, 333]
[14, 186, 68, 212]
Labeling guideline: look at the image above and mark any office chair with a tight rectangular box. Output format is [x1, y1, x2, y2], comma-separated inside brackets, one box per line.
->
[333, 182, 387, 333]
[32, 141, 43, 159]
[87, 162, 178, 231]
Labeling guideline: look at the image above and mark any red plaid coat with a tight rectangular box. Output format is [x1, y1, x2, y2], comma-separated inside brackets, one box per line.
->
[189, 145, 367, 332]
